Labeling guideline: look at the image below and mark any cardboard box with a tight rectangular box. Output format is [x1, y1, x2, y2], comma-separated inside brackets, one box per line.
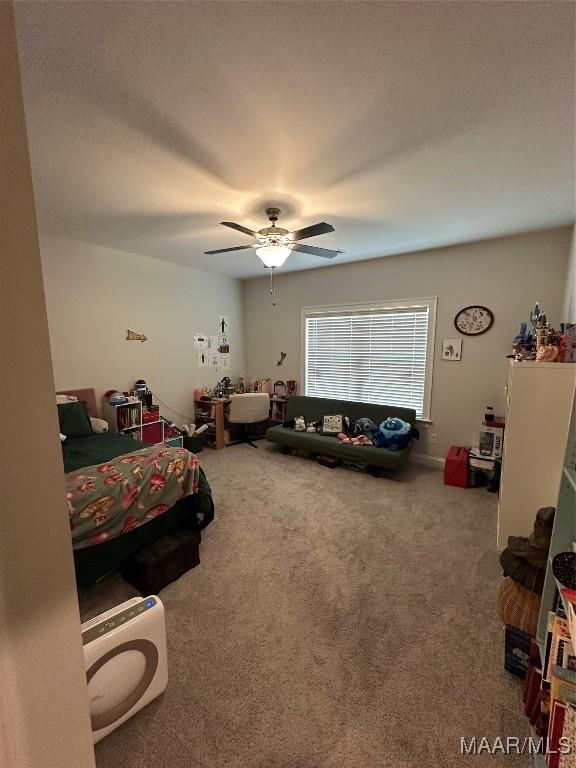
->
[479, 425, 504, 458]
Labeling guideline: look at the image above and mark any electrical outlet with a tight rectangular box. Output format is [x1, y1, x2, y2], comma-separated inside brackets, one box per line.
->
[429, 433, 438, 445]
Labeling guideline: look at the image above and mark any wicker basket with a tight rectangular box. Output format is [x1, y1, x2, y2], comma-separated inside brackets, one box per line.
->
[497, 577, 541, 636]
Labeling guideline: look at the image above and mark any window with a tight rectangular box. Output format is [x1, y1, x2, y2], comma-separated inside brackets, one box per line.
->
[302, 298, 436, 420]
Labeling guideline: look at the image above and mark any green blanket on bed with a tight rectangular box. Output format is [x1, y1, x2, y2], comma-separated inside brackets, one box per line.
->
[67, 443, 201, 549]
[62, 433, 148, 474]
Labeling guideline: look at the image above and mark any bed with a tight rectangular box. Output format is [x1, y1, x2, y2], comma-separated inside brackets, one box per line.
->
[57, 389, 214, 587]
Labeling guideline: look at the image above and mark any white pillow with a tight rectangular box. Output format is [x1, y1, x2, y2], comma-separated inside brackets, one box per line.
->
[56, 394, 78, 404]
[90, 417, 109, 434]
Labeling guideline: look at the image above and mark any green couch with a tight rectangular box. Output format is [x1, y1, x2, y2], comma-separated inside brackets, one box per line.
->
[266, 395, 417, 471]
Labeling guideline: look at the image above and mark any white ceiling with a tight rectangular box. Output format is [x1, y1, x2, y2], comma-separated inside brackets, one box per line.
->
[15, 1, 575, 278]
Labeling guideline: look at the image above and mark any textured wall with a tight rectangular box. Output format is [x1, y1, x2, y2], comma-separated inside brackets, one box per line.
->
[564, 226, 576, 324]
[40, 233, 245, 424]
[243, 228, 571, 460]
[0, 4, 95, 766]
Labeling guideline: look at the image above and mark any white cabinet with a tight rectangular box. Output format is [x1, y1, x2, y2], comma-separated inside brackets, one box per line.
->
[497, 361, 576, 548]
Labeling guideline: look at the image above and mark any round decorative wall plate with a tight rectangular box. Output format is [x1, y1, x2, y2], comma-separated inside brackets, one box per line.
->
[454, 305, 494, 336]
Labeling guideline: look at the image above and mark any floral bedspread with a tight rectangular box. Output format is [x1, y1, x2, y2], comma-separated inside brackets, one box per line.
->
[66, 445, 200, 549]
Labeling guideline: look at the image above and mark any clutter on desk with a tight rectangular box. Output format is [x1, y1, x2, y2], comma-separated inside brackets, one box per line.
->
[508, 301, 576, 362]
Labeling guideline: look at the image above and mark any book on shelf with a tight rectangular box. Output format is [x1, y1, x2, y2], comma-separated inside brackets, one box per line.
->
[541, 595, 576, 766]
[546, 613, 575, 682]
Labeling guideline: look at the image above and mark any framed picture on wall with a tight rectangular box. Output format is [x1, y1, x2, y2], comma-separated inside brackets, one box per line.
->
[442, 338, 462, 361]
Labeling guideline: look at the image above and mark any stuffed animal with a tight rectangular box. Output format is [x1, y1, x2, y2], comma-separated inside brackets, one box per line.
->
[373, 417, 418, 450]
[342, 415, 356, 437]
[338, 432, 373, 446]
[294, 416, 307, 432]
[306, 420, 322, 433]
[354, 417, 379, 441]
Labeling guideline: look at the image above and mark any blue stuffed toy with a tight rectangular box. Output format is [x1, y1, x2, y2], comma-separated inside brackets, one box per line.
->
[354, 417, 379, 441]
[373, 417, 418, 450]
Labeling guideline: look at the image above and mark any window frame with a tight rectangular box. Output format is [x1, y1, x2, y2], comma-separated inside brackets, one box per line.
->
[301, 297, 437, 422]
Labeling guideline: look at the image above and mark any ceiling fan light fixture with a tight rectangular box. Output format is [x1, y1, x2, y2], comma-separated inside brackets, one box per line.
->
[256, 243, 291, 268]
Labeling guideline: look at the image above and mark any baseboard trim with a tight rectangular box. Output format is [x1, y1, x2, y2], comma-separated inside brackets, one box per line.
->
[411, 453, 445, 469]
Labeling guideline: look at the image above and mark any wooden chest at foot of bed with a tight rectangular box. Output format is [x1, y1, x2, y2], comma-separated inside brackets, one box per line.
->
[121, 528, 201, 594]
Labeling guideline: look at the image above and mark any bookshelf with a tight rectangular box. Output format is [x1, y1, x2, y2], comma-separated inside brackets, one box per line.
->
[103, 400, 183, 448]
[532, 384, 576, 766]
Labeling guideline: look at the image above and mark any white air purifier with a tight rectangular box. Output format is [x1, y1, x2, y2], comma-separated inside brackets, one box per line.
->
[81, 595, 168, 743]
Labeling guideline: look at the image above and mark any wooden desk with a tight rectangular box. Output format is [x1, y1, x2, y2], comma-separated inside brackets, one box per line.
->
[195, 398, 230, 450]
[195, 396, 288, 450]
[269, 396, 288, 422]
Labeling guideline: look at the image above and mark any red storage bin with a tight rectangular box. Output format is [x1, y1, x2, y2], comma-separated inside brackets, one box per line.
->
[444, 446, 469, 488]
[142, 421, 163, 444]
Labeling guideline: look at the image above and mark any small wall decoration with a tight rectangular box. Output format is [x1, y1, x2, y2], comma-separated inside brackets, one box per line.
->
[442, 338, 462, 360]
[277, 351, 287, 367]
[126, 330, 148, 343]
[218, 315, 229, 334]
[454, 305, 494, 336]
[197, 349, 208, 366]
[194, 334, 208, 348]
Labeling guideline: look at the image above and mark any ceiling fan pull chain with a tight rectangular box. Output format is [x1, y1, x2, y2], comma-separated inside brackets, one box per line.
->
[270, 267, 277, 306]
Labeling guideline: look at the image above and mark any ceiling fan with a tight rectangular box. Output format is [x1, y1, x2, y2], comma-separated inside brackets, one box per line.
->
[204, 207, 343, 269]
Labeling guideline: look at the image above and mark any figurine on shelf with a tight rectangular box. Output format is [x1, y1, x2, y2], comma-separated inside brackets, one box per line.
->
[235, 377, 245, 394]
[509, 301, 572, 363]
[287, 379, 297, 396]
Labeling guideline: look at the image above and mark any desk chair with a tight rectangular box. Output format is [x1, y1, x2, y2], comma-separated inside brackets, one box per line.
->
[228, 393, 270, 448]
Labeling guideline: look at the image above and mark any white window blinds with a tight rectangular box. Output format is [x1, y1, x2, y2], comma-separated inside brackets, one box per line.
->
[304, 300, 435, 419]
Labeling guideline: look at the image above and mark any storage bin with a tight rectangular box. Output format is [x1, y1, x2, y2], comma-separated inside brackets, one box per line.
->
[121, 528, 200, 594]
[182, 435, 204, 453]
[504, 624, 532, 678]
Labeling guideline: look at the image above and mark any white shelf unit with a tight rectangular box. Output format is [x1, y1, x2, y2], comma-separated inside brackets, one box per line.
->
[532, 383, 576, 767]
[497, 361, 576, 549]
[103, 400, 166, 444]
[103, 400, 184, 448]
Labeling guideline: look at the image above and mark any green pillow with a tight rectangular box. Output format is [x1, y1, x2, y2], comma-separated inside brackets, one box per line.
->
[57, 401, 93, 439]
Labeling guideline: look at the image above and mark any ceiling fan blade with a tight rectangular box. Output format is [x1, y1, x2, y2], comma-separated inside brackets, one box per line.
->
[288, 222, 335, 241]
[204, 244, 257, 255]
[220, 221, 260, 238]
[290, 242, 342, 259]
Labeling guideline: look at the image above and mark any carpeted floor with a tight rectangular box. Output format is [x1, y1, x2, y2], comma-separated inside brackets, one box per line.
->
[81, 444, 530, 767]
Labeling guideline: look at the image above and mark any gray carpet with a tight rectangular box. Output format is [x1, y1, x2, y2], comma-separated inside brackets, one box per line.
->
[81, 444, 530, 767]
